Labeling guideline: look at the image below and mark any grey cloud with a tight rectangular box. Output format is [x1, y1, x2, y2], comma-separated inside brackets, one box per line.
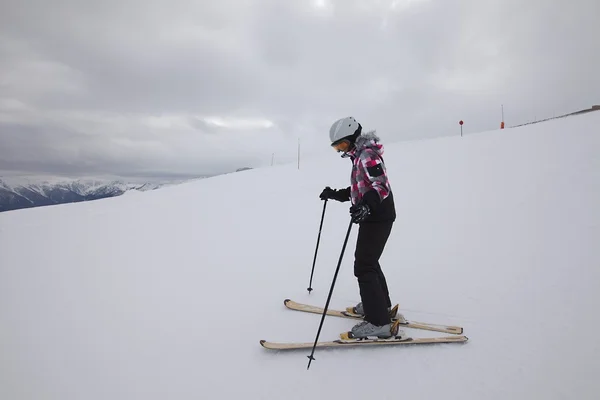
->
[1, 0, 599, 180]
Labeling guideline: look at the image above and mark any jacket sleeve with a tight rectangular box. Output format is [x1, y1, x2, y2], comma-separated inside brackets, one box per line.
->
[332, 187, 351, 202]
[359, 149, 390, 211]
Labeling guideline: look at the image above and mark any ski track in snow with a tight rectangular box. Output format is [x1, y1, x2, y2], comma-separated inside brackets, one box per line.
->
[0, 113, 599, 399]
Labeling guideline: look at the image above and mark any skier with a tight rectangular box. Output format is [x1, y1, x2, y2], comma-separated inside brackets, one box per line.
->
[319, 116, 399, 339]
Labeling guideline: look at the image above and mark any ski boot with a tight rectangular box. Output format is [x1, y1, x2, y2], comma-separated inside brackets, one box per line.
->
[340, 319, 404, 340]
[346, 302, 406, 323]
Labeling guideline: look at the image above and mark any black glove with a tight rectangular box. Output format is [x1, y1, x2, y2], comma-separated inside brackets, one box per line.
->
[349, 203, 370, 224]
[320, 186, 351, 202]
[319, 186, 335, 200]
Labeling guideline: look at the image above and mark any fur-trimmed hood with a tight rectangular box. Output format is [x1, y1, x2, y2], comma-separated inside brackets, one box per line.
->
[346, 130, 384, 158]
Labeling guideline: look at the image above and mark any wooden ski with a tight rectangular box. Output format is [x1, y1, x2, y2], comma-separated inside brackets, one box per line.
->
[283, 299, 464, 335]
[260, 335, 468, 350]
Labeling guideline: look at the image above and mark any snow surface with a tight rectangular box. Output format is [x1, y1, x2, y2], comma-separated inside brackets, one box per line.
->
[1, 112, 599, 399]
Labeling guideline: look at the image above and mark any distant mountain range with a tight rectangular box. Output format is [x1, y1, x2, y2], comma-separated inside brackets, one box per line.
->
[0, 167, 256, 213]
[0, 178, 169, 213]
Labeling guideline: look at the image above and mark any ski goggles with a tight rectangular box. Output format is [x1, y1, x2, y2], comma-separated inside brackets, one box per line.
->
[331, 138, 351, 153]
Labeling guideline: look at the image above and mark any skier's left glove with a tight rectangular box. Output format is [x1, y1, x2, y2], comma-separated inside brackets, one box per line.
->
[349, 204, 370, 224]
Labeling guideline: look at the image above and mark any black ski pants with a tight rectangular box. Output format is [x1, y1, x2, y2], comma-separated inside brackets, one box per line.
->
[354, 220, 394, 326]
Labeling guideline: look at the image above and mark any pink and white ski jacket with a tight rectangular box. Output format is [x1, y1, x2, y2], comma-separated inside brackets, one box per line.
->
[343, 131, 396, 222]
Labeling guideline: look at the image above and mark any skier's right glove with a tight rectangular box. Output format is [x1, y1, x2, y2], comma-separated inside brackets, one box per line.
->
[319, 186, 351, 202]
[319, 186, 335, 200]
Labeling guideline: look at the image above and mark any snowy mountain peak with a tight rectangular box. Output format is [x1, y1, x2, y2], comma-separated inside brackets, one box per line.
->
[0, 178, 170, 212]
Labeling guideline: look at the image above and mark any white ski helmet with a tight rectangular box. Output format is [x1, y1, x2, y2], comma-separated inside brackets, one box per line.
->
[329, 117, 361, 145]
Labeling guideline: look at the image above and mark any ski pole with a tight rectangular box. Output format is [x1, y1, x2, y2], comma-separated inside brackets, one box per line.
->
[307, 219, 353, 370]
[307, 199, 328, 293]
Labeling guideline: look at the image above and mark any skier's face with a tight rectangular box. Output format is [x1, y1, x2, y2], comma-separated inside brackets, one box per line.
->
[331, 139, 351, 153]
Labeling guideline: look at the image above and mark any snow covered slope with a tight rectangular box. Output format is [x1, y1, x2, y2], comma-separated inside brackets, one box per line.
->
[0, 112, 599, 400]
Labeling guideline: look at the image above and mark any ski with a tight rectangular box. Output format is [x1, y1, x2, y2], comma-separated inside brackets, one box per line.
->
[260, 335, 468, 350]
[283, 299, 463, 335]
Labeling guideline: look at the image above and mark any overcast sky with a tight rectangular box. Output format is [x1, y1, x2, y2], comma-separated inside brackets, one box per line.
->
[1, 0, 599, 181]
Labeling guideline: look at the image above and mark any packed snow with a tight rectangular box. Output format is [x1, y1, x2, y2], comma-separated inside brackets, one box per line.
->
[1, 112, 599, 399]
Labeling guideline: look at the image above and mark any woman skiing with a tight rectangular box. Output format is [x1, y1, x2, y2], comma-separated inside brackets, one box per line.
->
[319, 116, 400, 339]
